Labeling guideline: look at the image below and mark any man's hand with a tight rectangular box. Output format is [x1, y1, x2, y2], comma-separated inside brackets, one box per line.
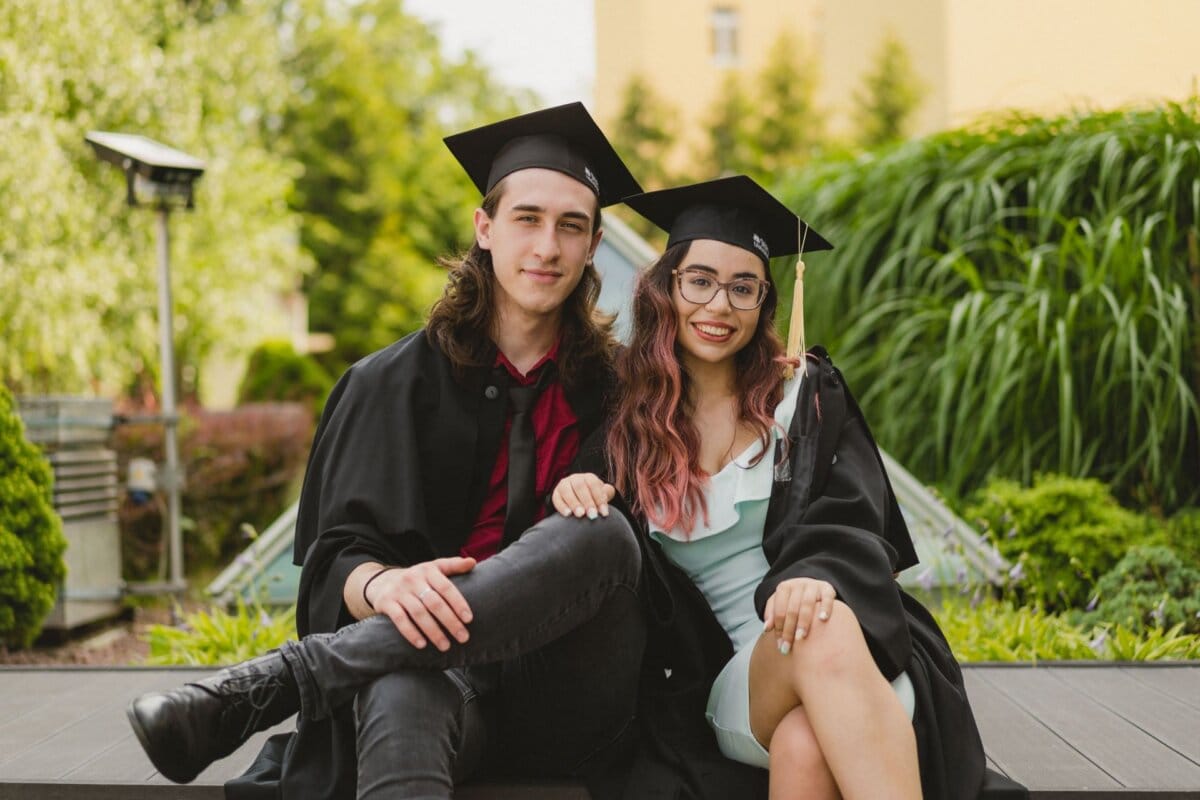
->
[763, 577, 836, 655]
[358, 558, 477, 651]
[551, 472, 616, 519]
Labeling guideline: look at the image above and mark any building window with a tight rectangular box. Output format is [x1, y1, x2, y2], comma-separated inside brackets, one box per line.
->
[711, 7, 739, 67]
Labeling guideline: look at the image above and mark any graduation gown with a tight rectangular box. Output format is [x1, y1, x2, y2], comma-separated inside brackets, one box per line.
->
[582, 347, 988, 800]
[226, 329, 612, 800]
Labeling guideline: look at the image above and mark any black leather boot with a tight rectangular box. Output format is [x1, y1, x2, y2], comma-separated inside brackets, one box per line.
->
[127, 651, 299, 784]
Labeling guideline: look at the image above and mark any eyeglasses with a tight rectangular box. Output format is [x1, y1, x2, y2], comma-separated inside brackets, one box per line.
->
[672, 269, 770, 310]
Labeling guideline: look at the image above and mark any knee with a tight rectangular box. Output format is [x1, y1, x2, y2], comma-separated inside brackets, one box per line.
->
[542, 512, 641, 582]
[792, 600, 870, 684]
[768, 707, 826, 777]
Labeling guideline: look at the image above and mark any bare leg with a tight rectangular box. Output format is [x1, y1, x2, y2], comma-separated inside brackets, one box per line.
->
[749, 600, 920, 800]
[766, 706, 840, 800]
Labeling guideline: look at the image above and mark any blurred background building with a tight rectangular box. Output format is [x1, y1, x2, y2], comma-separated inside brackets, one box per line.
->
[595, 0, 1200, 165]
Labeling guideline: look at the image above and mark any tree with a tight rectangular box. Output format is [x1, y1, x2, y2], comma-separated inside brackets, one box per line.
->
[852, 32, 926, 148]
[611, 76, 679, 191]
[753, 32, 824, 178]
[0, 0, 309, 397]
[279, 0, 528, 369]
[702, 73, 759, 178]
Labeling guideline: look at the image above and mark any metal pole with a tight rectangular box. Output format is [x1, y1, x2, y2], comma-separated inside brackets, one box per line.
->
[155, 207, 186, 595]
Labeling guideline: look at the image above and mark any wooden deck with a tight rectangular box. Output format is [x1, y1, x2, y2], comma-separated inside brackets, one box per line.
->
[0, 663, 1196, 799]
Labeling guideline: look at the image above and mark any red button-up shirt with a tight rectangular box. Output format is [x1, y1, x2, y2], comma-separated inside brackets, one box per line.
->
[459, 341, 579, 561]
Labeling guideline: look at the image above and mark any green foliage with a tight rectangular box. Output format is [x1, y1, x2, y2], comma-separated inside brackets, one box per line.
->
[0, 386, 67, 648]
[853, 32, 925, 148]
[146, 598, 296, 665]
[752, 31, 824, 178]
[966, 475, 1151, 610]
[1077, 545, 1200, 634]
[0, 0, 310, 395]
[281, 0, 528, 370]
[935, 598, 1094, 661]
[775, 101, 1200, 510]
[935, 597, 1200, 661]
[703, 74, 759, 178]
[612, 75, 679, 192]
[702, 32, 825, 183]
[237, 339, 333, 420]
[1157, 507, 1200, 565]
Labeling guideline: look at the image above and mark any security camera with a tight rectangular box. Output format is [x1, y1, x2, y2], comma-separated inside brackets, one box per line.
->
[85, 131, 205, 208]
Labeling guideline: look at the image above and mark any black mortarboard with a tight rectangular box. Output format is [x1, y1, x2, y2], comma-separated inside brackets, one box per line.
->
[624, 175, 832, 267]
[443, 102, 641, 208]
[626, 175, 834, 377]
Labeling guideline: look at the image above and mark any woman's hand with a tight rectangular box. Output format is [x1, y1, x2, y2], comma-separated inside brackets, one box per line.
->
[763, 577, 837, 654]
[551, 472, 615, 519]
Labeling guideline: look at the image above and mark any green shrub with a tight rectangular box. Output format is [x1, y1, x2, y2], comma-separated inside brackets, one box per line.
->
[966, 474, 1153, 610]
[1076, 545, 1200, 634]
[237, 339, 333, 421]
[935, 598, 1095, 661]
[0, 386, 67, 648]
[935, 597, 1200, 661]
[145, 599, 296, 666]
[1156, 508, 1200, 566]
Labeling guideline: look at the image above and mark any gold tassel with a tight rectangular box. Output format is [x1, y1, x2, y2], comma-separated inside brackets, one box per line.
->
[782, 222, 810, 379]
[782, 257, 806, 379]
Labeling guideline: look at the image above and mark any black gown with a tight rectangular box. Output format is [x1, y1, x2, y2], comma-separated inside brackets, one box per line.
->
[576, 347, 1008, 800]
[226, 329, 612, 800]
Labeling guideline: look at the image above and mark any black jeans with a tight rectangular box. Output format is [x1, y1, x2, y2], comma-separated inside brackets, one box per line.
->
[280, 513, 645, 799]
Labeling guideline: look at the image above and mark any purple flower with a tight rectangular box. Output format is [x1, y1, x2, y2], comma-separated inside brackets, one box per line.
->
[916, 567, 935, 592]
[1005, 527, 1018, 539]
[1088, 629, 1109, 656]
[1007, 562, 1025, 582]
[1086, 594, 1099, 612]
[259, 610, 272, 627]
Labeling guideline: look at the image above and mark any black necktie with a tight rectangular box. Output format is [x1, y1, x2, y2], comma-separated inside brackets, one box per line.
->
[503, 365, 555, 545]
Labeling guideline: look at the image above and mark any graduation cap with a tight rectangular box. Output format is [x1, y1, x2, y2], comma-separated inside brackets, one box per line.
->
[625, 175, 833, 377]
[444, 102, 641, 208]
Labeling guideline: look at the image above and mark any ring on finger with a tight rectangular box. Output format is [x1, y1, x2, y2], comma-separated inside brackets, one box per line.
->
[416, 586, 433, 601]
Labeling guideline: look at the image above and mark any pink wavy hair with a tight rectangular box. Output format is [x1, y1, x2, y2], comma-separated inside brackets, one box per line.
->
[607, 241, 789, 534]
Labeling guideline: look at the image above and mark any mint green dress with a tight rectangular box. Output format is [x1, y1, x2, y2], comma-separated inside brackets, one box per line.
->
[649, 376, 914, 769]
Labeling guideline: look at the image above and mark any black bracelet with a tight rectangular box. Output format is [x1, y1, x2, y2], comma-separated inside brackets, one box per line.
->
[362, 566, 399, 611]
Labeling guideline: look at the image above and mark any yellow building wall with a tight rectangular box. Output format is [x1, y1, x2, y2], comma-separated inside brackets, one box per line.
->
[595, 0, 816, 171]
[943, 0, 1200, 127]
[595, 0, 1199, 167]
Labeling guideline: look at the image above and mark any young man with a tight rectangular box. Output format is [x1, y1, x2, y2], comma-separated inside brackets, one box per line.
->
[127, 103, 646, 799]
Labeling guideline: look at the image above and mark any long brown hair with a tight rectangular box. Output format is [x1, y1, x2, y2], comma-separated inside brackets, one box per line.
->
[426, 177, 614, 388]
[607, 241, 787, 534]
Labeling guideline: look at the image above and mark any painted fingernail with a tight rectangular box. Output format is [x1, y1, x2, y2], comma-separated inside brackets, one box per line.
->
[587, 508, 598, 520]
[415, 639, 426, 648]
[797, 627, 807, 639]
[779, 640, 791, 656]
[764, 618, 773, 631]
[818, 611, 829, 621]
[462, 611, 473, 622]
[574, 506, 585, 517]
[600, 504, 610, 516]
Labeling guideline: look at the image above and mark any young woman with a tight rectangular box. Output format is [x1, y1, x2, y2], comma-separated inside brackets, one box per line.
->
[553, 176, 988, 799]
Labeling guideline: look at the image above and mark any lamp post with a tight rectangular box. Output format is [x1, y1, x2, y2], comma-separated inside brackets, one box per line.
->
[85, 132, 205, 597]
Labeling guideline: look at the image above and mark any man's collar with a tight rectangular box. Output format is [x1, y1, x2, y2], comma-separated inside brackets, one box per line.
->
[494, 336, 561, 382]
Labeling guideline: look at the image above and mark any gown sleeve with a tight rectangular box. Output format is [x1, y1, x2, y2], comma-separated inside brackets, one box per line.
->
[754, 362, 914, 679]
[293, 341, 440, 636]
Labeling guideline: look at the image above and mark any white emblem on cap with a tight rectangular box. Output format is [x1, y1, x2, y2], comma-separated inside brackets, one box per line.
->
[752, 233, 769, 259]
[584, 166, 599, 192]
